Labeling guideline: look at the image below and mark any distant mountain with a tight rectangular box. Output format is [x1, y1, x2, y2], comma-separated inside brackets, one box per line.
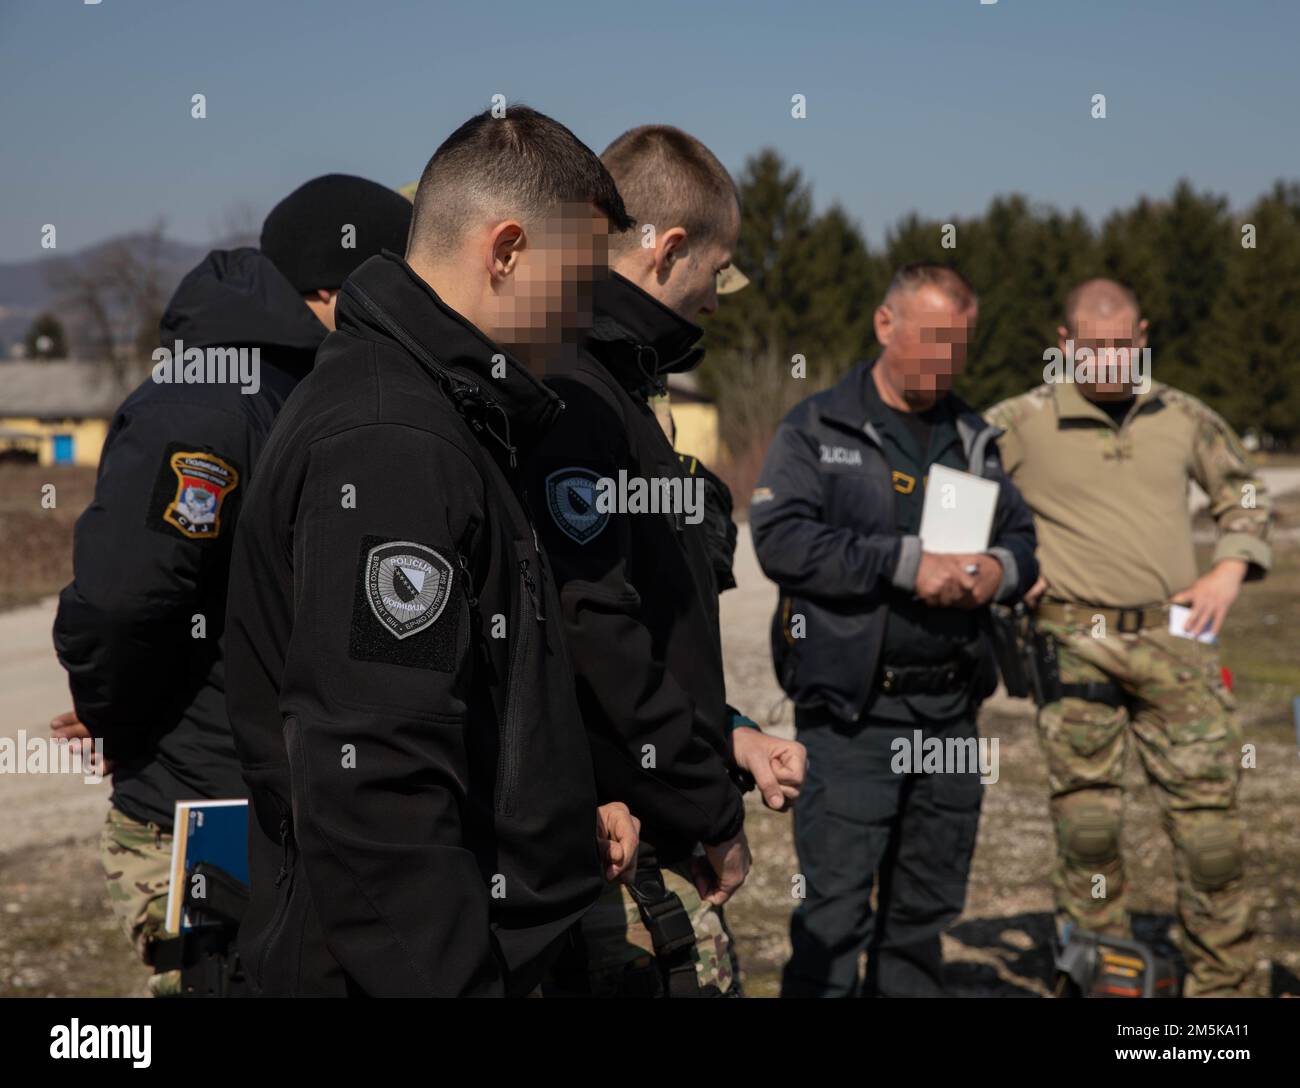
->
[0, 233, 229, 355]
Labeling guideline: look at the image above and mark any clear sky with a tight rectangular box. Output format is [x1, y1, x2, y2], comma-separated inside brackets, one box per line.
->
[2, 0, 1296, 261]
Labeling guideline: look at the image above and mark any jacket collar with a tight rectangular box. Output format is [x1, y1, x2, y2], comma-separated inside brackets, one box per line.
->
[1052, 378, 1165, 424]
[820, 358, 1003, 476]
[337, 252, 563, 459]
[585, 273, 704, 397]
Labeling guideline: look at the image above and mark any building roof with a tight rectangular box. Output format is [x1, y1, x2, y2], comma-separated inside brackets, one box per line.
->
[0, 361, 129, 419]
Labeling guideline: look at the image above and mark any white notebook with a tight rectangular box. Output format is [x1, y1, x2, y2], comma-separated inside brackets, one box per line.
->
[918, 464, 998, 554]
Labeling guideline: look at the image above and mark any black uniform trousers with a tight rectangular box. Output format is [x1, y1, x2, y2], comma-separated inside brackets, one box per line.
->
[782, 704, 984, 997]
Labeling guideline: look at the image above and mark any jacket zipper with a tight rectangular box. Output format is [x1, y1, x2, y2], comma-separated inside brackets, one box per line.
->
[497, 555, 540, 817]
[256, 809, 294, 987]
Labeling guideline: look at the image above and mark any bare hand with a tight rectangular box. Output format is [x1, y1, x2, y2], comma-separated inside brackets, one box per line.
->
[50, 711, 113, 775]
[596, 802, 640, 885]
[1024, 575, 1050, 609]
[1170, 559, 1247, 638]
[731, 727, 806, 811]
[951, 554, 1003, 608]
[693, 830, 751, 907]
[915, 552, 976, 607]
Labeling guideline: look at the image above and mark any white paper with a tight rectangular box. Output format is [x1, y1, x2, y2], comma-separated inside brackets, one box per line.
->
[918, 464, 998, 554]
[1168, 603, 1217, 645]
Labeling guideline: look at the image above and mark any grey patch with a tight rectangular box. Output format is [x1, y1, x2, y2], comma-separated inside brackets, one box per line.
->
[364, 540, 453, 639]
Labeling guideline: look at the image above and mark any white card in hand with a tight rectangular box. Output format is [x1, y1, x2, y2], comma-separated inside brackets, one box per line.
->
[918, 464, 998, 554]
[1168, 603, 1217, 644]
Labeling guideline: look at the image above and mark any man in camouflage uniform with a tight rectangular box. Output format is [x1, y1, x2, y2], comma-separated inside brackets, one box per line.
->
[101, 806, 182, 996]
[985, 278, 1272, 996]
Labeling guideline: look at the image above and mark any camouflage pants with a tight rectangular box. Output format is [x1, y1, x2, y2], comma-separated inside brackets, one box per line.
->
[100, 806, 182, 997]
[1036, 620, 1252, 996]
[557, 860, 740, 997]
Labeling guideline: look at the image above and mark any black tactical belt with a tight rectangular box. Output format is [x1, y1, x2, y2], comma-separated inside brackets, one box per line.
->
[876, 657, 973, 695]
[1036, 599, 1168, 633]
[1058, 681, 1127, 709]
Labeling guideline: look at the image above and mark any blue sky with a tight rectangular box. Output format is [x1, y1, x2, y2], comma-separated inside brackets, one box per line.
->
[2, 0, 1296, 261]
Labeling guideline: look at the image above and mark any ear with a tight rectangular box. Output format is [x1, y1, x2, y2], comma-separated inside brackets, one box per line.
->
[654, 227, 688, 280]
[487, 221, 526, 282]
[874, 304, 895, 346]
[1057, 324, 1070, 353]
[1136, 317, 1149, 350]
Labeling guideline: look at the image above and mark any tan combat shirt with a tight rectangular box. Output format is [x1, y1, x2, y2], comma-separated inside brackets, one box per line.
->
[984, 381, 1272, 608]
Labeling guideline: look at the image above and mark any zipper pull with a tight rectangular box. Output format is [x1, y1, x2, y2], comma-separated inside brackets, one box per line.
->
[519, 559, 545, 622]
[457, 552, 478, 606]
[273, 815, 290, 887]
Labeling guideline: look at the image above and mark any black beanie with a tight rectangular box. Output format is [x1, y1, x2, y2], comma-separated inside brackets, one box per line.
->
[260, 174, 413, 294]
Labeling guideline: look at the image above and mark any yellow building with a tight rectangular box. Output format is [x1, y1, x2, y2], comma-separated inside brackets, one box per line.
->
[0, 361, 128, 467]
[665, 372, 720, 466]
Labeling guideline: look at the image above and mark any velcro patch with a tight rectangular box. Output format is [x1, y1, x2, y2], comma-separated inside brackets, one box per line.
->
[147, 443, 240, 540]
[349, 535, 460, 671]
[545, 466, 610, 545]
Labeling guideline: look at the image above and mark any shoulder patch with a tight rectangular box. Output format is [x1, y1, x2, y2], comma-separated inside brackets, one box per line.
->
[147, 444, 240, 541]
[545, 466, 610, 545]
[363, 540, 454, 639]
[349, 536, 460, 670]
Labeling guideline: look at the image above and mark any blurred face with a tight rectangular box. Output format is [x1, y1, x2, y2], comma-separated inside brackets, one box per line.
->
[875, 284, 976, 408]
[482, 201, 609, 362]
[1060, 309, 1148, 401]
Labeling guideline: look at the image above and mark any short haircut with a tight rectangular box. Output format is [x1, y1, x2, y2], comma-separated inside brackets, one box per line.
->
[884, 262, 978, 312]
[408, 105, 633, 254]
[1063, 278, 1140, 333]
[600, 125, 739, 253]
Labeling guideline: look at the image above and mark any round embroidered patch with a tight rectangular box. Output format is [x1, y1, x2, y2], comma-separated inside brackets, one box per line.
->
[363, 541, 454, 640]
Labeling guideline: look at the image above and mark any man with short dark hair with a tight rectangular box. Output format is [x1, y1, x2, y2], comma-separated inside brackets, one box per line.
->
[224, 107, 640, 997]
[52, 174, 413, 996]
[753, 264, 1038, 997]
[529, 124, 804, 998]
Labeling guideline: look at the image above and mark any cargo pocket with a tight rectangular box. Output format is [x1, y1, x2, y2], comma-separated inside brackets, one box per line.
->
[929, 770, 984, 879]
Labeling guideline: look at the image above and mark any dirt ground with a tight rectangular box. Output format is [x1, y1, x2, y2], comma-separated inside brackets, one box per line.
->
[1, 464, 1297, 998]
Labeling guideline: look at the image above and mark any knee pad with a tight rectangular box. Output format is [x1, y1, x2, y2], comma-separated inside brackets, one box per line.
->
[1063, 802, 1121, 865]
[1186, 822, 1243, 891]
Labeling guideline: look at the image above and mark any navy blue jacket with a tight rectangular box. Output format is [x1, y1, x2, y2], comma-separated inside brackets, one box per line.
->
[53, 248, 325, 827]
[751, 360, 1038, 723]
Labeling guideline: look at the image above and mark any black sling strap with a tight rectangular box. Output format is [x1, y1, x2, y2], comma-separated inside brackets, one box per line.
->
[624, 848, 701, 997]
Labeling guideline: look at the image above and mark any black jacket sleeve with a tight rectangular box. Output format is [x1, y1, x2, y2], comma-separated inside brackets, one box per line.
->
[278, 425, 503, 997]
[52, 395, 249, 760]
[983, 445, 1039, 604]
[751, 417, 907, 600]
[528, 378, 743, 848]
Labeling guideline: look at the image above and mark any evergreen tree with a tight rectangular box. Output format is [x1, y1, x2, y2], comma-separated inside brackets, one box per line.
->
[1203, 182, 1300, 446]
[23, 313, 69, 360]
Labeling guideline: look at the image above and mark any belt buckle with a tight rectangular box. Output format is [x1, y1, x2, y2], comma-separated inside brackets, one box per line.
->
[1117, 608, 1142, 634]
